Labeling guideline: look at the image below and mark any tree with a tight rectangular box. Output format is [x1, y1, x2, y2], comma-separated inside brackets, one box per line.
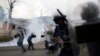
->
[8, 0, 16, 22]
[8, 0, 16, 38]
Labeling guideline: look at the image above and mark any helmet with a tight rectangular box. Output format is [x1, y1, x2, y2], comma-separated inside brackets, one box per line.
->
[53, 15, 65, 24]
[81, 2, 99, 21]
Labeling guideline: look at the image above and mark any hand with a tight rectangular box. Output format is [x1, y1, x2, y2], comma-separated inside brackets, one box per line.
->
[59, 39, 64, 45]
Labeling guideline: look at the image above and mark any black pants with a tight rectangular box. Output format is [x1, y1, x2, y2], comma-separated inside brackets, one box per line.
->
[45, 40, 49, 49]
[59, 42, 73, 56]
[28, 41, 34, 50]
[87, 42, 100, 56]
[17, 41, 26, 52]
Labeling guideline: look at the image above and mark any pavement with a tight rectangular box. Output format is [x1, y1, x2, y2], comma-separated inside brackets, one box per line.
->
[0, 41, 58, 56]
[0, 41, 89, 56]
[0, 49, 58, 56]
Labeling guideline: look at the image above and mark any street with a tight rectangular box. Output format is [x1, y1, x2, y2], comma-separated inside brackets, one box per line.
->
[0, 41, 89, 56]
[0, 41, 58, 56]
[0, 49, 58, 56]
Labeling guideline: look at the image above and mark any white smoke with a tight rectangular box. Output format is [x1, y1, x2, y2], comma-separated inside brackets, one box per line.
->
[12, 0, 99, 44]
[12, 0, 46, 19]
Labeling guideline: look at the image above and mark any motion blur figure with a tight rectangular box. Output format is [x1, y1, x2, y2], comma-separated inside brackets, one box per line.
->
[17, 27, 26, 53]
[44, 32, 51, 49]
[53, 15, 73, 56]
[81, 2, 100, 56]
[27, 33, 36, 50]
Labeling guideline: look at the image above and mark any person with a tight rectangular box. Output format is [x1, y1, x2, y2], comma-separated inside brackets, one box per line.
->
[44, 33, 50, 49]
[48, 39, 57, 53]
[44, 31, 54, 49]
[27, 33, 36, 50]
[81, 2, 100, 56]
[81, 2, 100, 23]
[17, 27, 26, 52]
[53, 15, 73, 56]
[43, 30, 58, 53]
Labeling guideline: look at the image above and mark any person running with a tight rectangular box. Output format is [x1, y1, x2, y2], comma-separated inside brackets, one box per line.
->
[27, 33, 36, 50]
[17, 27, 26, 53]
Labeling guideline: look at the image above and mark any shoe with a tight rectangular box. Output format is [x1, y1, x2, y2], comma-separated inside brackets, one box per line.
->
[32, 48, 35, 50]
[22, 49, 27, 53]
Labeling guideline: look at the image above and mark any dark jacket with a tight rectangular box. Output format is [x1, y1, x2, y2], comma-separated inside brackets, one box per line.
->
[27, 34, 36, 42]
[53, 23, 69, 41]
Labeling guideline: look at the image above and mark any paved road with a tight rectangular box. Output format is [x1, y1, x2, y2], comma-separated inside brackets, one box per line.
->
[0, 49, 58, 56]
[0, 41, 58, 56]
[0, 41, 89, 56]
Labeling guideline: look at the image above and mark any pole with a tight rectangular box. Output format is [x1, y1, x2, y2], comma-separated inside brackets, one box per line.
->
[57, 9, 68, 23]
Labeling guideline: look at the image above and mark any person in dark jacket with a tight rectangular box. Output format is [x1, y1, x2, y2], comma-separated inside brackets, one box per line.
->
[53, 15, 73, 56]
[81, 2, 100, 56]
[27, 33, 36, 50]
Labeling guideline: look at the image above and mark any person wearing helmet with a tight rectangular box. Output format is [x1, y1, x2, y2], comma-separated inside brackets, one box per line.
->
[81, 2, 100, 56]
[53, 15, 70, 42]
[53, 15, 73, 56]
[81, 2, 99, 23]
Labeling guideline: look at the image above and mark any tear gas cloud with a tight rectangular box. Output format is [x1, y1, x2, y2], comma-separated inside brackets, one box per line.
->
[12, 0, 99, 42]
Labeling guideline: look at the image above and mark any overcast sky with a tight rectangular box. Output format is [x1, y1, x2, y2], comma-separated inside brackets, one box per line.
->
[0, 0, 99, 19]
[11, 0, 98, 19]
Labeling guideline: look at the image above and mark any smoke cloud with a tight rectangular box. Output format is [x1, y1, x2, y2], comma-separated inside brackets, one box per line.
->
[12, 0, 99, 42]
[12, 0, 46, 19]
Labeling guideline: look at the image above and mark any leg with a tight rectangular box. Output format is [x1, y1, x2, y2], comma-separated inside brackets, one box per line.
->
[17, 41, 26, 52]
[22, 46, 26, 52]
[28, 41, 31, 50]
[31, 43, 34, 50]
[87, 42, 98, 56]
[45, 40, 49, 49]
[21, 42, 26, 52]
